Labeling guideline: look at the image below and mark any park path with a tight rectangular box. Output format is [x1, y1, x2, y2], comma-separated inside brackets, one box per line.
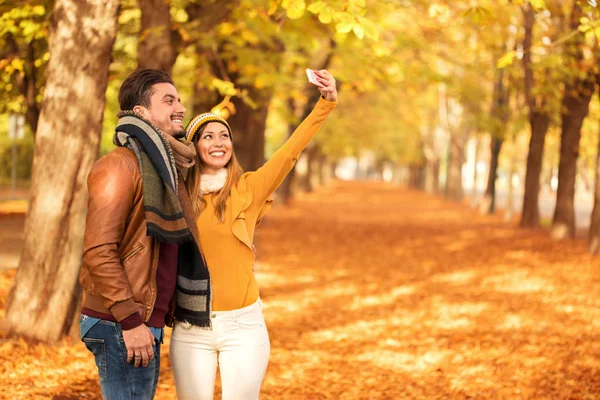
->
[1, 181, 599, 399]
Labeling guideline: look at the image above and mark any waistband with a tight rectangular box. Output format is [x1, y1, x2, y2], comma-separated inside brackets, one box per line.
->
[174, 298, 263, 329]
[211, 298, 263, 319]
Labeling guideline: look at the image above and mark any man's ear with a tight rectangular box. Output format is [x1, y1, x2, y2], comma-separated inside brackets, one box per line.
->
[133, 105, 149, 118]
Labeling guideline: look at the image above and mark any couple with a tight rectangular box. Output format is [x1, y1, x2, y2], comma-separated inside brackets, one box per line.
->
[78, 68, 337, 400]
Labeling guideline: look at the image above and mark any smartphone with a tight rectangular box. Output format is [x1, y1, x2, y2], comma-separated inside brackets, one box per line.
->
[306, 68, 325, 87]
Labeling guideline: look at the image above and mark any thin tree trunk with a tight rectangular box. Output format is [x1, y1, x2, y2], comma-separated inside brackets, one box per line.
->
[6, 35, 41, 135]
[279, 91, 323, 203]
[278, 100, 299, 205]
[297, 145, 318, 193]
[485, 66, 509, 213]
[317, 149, 327, 186]
[185, 0, 240, 114]
[470, 137, 479, 207]
[278, 43, 335, 204]
[447, 127, 468, 201]
[227, 86, 272, 171]
[590, 104, 600, 254]
[408, 164, 422, 189]
[137, 0, 176, 73]
[191, 84, 219, 117]
[23, 41, 40, 134]
[552, 1, 595, 239]
[520, 4, 551, 228]
[486, 137, 503, 213]
[311, 146, 325, 188]
[2, 0, 120, 342]
[521, 112, 551, 227]
[504, 140, 517, 223]
[425, 157, 440, 194]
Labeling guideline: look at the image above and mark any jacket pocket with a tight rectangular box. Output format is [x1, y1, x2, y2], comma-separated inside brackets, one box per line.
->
[121, 243, 145, 266]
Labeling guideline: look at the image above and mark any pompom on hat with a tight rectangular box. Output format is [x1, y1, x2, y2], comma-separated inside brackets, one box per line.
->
[185, 112, 233, 143]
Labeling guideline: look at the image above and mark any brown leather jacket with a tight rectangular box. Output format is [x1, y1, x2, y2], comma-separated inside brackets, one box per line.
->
[79, 147, 161, 323]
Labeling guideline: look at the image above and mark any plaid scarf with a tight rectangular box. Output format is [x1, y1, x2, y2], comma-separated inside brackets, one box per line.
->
[114, 113, 213, 328]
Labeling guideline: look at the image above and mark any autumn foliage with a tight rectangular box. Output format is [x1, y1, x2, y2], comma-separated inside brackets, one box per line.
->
[1, 181, 599, 399]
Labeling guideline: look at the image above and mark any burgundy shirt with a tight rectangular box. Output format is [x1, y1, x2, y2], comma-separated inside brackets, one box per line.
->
[83, 242, 179, 330]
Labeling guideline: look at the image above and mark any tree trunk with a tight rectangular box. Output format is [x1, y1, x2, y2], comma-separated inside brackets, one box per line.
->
[590, 108, 600, 254]
[279, 90, 324, 204]
[486, 137, 503, 213]
[485, 66, 509, 213]
[521, 112, 551, 227]
[520, 4, 551, 228]
[2, 0, 120, 342]
[137, 0, 177, 73]
[504, 141, 518, 223]
[318, 153, 329, 186]
[408, 164, 421, 189]
[552, 1, 595, 239]
[424, 157, 440, 194]
[23, 41, 40, 134]
[297, 145, 318, 193]
[6, 35, 41, 135]
[552, 76, 595, 238]
[191, 84, 219, 117]
[228, 85, 272, 171]
[278, 43, 334, 204]
[277, 110, 298, 205]
[470, 137, 479, 208]
[446, 127, 468, 201]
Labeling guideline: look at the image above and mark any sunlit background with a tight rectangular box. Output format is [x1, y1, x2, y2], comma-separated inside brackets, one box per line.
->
[2, 0, 600, 398]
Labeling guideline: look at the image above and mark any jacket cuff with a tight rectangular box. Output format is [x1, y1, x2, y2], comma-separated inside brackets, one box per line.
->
[109, 299, 140, 322]
[318, 96, 338, 106]
[120, 313, 144, 330]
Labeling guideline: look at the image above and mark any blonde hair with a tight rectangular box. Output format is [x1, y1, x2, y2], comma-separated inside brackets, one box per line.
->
[185, 124, 244, 222]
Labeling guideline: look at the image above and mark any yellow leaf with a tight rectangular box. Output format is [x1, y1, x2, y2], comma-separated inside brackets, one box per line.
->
[336, 21, 354, 34]
[285, 0, 306, 20]
[497, 51, 516, 69]
[353, 25, 364, 39]
[358, 16, 379, 41]
[219, 22, 235, 36]
[268, 0, 278, 15]
[212, 79, 237, 96]
[11, 59, 24, 72]
[307, 0, 325, 14]
[173, 9, 188, 23]
[318, 8, 333, 24]
[32, 5, 45, 15]
[529, 0, 546, 10]
[241, 29, 260, 45]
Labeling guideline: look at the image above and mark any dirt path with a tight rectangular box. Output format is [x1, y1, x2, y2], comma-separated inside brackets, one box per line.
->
[1, 181, 599, 399]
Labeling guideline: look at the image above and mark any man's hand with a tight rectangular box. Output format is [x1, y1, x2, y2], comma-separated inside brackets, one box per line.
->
[315, 69, 338, 102]
[122, 324, 155, 368]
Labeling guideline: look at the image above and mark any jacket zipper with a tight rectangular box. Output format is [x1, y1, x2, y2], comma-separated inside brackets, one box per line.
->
[121, 244, 144, 264]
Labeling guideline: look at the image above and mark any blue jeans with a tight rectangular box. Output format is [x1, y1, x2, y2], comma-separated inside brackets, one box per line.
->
[80, 315, 163, 400]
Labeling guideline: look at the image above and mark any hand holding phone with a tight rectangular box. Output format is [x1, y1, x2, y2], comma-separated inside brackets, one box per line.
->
[306, 68, 325, 88]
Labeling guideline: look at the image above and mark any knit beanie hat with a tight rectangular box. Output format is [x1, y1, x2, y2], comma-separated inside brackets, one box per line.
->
[185, 113, 233, 143]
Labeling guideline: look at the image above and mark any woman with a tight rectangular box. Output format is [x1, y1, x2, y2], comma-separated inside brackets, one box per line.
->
[170, 70, 337, 400]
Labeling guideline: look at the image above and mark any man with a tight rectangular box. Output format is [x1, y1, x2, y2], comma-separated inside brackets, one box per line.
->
[79, 69, 199, 399]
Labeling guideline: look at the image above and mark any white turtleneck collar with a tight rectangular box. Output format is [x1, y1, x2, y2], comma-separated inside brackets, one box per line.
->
[199, 168, 228, 195]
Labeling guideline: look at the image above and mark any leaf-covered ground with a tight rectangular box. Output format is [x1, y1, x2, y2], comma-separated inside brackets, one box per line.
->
[1, 181, 599, 399]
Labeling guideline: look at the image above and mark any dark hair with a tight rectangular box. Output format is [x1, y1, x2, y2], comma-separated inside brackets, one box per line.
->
[118, 69, 174, 110]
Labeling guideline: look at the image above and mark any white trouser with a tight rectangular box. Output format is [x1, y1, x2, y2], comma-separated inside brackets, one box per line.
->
[170, 299, 270, 400]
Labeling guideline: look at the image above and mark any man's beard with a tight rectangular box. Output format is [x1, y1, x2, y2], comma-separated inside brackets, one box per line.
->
[172, 129, 186, 139]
